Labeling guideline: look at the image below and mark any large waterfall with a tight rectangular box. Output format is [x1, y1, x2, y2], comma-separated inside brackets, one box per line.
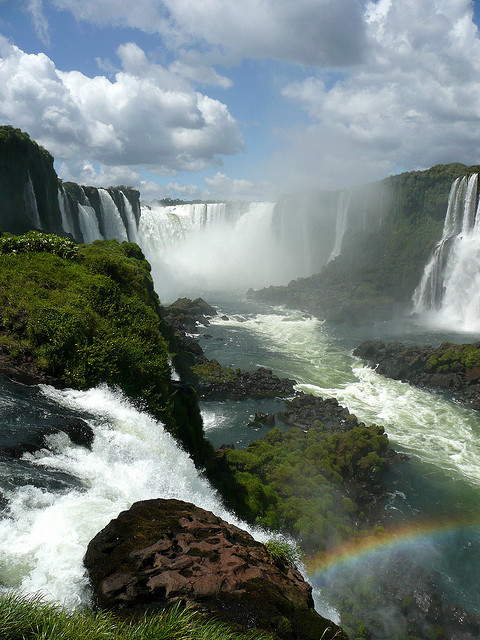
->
[413, 174, 480, 332]
[52, 190, 354, 300]
[16, 179, 386, 301]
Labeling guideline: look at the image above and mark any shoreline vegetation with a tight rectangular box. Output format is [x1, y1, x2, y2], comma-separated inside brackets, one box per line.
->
[1, 129, 480, 639]
[0, 230, 394, 639]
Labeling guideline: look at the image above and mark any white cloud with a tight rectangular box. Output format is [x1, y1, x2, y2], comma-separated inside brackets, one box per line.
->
[0, 37, 242, 174]
[57, 160, 141, 187]
[25, 0, 50, 46]
[51, 0, 366, 67]
[276, 0, 480, 189]
[204, 172, 276, 201]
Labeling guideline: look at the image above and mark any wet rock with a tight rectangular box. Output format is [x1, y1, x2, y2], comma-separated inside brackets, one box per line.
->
[248, 411, 276, 427]
[354, 340, 480, 410]
[279, 393, 361, 433]
[84, 498, 347, 640]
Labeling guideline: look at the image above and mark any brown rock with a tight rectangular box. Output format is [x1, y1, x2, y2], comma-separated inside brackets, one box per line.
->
[84, 498, 346, 640]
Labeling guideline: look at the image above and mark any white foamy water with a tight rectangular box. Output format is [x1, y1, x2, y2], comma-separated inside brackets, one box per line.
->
[211, 309, 480, 487]
[0, 384, 267, 608]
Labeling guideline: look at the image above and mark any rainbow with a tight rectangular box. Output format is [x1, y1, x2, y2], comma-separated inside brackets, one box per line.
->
[306, 517, 480, 579]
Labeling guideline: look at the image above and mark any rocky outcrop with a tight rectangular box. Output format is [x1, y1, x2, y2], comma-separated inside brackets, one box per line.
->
[194, 363, 296, 400]
[164, 298, 297, 399]
[84, 498, 347, 640]
[0, 126, 63, 235]
[279, 393, 363, 432]
[354, 340, 480, 410]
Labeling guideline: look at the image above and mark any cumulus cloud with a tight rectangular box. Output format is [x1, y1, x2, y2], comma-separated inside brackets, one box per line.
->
[0, 37, 242, 175]
[57, 160, 142, 187]
[51, 0, 366, 67]
[276, 0, 480, 190]
[204, 172, 276, 201]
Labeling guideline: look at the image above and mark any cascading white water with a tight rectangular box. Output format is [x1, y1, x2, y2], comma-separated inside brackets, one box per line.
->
[413, 174, 480, 331]
[23, 172, 41, 229]
[58, 187, 75, 237]
[120, 192, 139, 243]
[328, 190, 351, 262]
[77, 202, 101, 244]
[138, 201, 296, 299]
[97, 189, 129, 242]
[0, 384, 268, 608]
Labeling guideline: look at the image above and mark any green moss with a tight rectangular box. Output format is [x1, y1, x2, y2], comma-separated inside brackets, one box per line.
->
[426, 343, 480, 372]
[191, 360, 237, 383]
[220, 423, 388, 552]
[0, 235, 211, 464]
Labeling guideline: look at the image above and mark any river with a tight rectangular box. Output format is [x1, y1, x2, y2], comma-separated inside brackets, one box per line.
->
[0, 290, 479, 634]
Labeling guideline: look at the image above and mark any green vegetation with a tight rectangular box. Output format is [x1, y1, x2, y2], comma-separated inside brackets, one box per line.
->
[191, 360, 237, 384]
[0, 592, 274, 640]
[426, 343, 480, 372]
[221, 423, 388, 552]
[0, 230, 78, 259]
[264, 538, 302, 567]
[0, 234, 210, 463]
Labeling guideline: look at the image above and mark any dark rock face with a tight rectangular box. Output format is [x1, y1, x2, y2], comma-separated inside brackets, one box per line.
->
[354, 340, 480, 410]
[0, 126, 63, 236]
[84, 498, 347, 640]
[163, 298, 297, 400]
[197, 365, 296, 400]
[279, 394, 361, 433]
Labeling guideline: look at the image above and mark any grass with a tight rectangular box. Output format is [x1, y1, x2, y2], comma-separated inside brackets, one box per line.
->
[264, 538, 302, 568]
[0, 592, 275, 640]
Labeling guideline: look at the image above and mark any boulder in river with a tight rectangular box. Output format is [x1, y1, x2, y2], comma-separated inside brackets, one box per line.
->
[84, 498, 347, 640]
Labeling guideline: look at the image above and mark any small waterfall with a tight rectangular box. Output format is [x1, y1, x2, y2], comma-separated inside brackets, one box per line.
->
[78, 202, 101, 244]
[58, 187, 75, 237]
[23, 172, 41, 229]
[328, 191, 351, 262]
[120, 192, 139, 243]
[97, 189, 129, 242]
[413, 174, 480, 331]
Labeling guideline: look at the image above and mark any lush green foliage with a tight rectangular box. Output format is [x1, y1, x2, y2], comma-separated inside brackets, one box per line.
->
[0, 238, 179, 429]
[191, 360, 237, 383]
[0, 231, 78, 259]
[0, 592, 274, 640]
[264, 538, 302, 567]
[222, 423, 388, 552]
[426, 343, 480, 372]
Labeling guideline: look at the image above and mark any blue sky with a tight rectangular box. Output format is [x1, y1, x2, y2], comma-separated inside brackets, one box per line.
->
[1, 1, 480, 201]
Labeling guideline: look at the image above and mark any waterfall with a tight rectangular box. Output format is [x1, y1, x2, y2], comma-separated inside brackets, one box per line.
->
[78, 201, 101, 244]
[328, 190, 351, 262]
[58, 187, 75, 237]
[413, 174, 480, 331]
[120, 192, 139, 243]
[23, 172, 41, 229]
[96, 189, 129, 242]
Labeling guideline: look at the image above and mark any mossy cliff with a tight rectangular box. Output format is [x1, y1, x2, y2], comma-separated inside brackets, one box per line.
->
[0, 232, 210, 465]
[0, 126, 63, 235]
[258, 163, 480, 323]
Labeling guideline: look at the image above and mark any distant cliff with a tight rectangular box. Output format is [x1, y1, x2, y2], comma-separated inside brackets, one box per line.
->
[257, 163, 480, 323]
[0, 126, 140, 244]
[0, 126, 63, 235]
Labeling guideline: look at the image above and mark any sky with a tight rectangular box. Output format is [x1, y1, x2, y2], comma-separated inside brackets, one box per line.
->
[1, 0, 480, 201]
